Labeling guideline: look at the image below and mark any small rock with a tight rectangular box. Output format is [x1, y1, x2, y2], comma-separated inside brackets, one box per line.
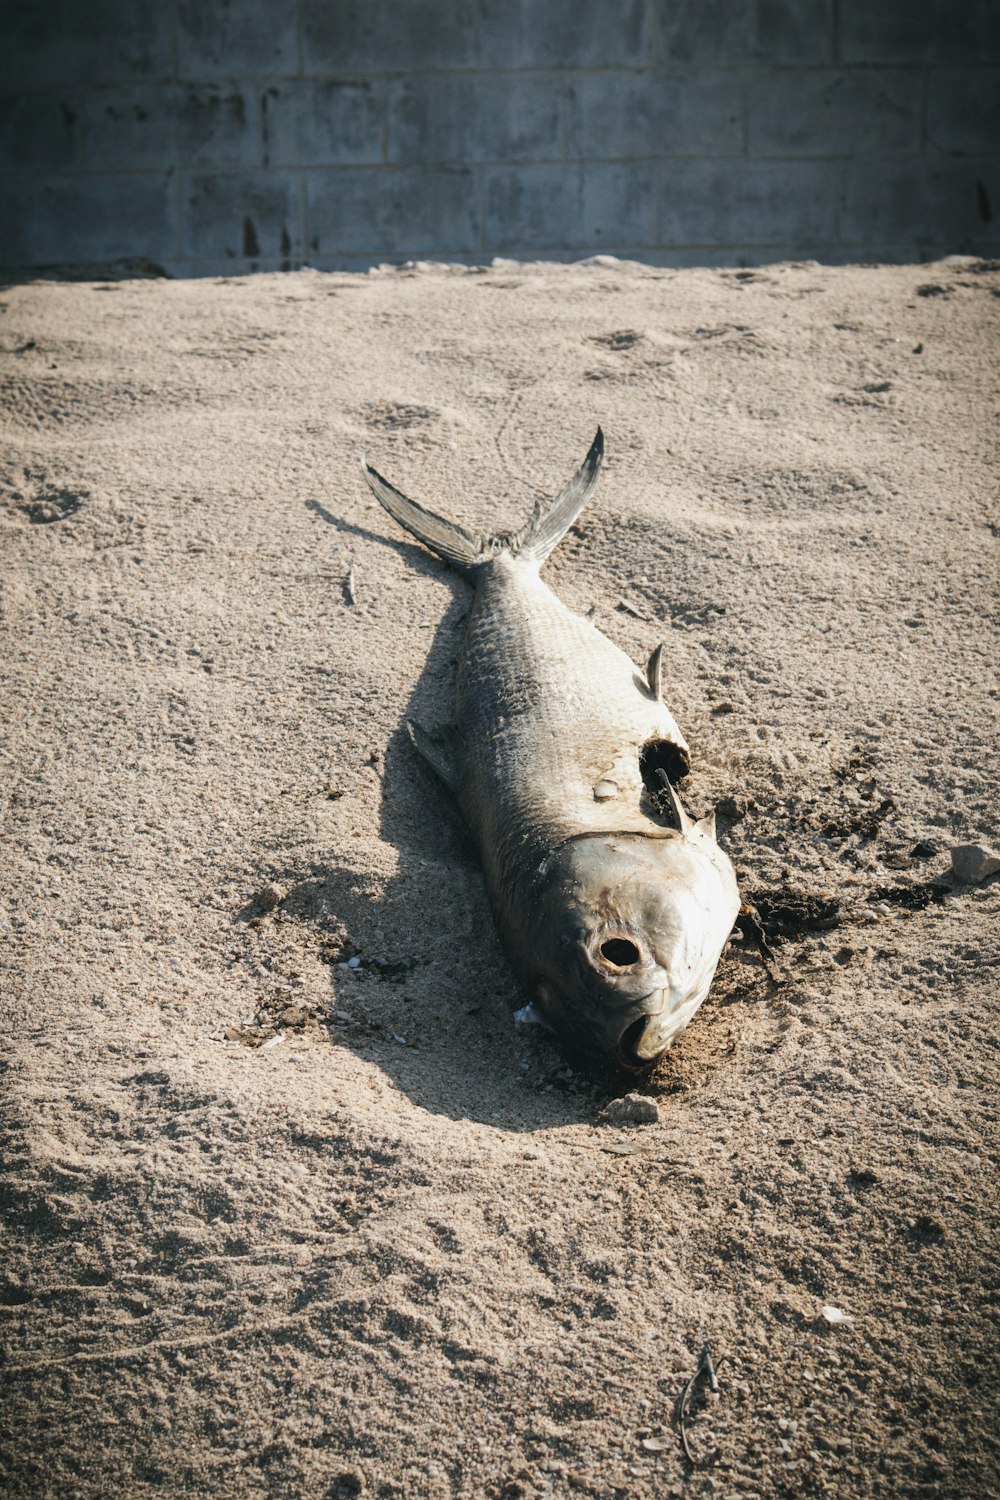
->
[256, 882, 286, 912]
[603, 1093, 659, 1126]
[950, 844, 1000, 884]
[593, 780, 618, 801]
[347, 954, 363, 970]
[910, 839, 937, 859]
[821, 1304, 853, 1325]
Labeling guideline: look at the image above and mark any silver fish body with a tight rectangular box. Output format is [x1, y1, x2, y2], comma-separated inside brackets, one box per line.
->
[362, 430, 740, 1069]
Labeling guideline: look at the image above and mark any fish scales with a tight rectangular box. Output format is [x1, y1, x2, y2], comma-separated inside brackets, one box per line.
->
[456, 556, 687, 882]
[361, 429, 740, 1069]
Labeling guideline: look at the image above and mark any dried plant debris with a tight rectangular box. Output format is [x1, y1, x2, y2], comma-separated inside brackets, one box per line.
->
[864, 880, 949, 912]
[749, 888, 843, 941]
[224, 994, 332, 1047]
[675, 1346, 720, 1465]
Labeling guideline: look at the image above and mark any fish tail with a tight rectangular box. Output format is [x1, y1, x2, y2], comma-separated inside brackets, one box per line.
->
[360, 428, 604, 577]
[507, 427, 604, 566]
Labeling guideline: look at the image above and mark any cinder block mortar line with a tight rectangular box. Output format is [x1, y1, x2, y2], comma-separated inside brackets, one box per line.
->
[168, 0, 179, 84]
[298, 174, 307, 265]
[474, 163, 485, 255]
[10, 149, 993, 190]
[2, 61, 994, 103]
[173, 168, 182, 261]
[648, 0, 662, 69]
[380, 77, 388, 165]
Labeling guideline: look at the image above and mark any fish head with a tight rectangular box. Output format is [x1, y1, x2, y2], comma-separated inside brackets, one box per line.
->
[526, 826, 740, 1070]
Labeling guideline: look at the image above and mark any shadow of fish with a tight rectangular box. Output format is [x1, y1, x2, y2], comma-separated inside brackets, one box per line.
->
[361, 429, 739, 1070]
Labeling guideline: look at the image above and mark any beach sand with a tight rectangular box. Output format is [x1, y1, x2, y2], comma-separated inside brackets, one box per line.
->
[1, 255, 998, 1498]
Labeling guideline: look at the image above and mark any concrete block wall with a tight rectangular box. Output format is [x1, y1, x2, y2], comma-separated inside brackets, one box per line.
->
[0, 0, 997, 276]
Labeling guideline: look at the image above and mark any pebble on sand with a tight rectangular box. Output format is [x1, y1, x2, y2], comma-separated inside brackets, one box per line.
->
[950, 844, 1000, 884]
[603, 1093, 659, 1125]
[256, 882, 287, 912]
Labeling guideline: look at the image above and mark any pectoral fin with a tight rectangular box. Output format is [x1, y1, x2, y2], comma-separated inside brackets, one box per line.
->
[406, 719, 462, 793]
[654, 767, 692, 833]
[695, 808, 717, 840]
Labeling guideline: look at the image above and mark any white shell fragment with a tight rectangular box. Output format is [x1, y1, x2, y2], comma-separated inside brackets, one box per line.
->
[514, 1003, 550, 1029]
[593, 779, 619, 801]
[950, 844, 1000, 884]
[821, 1304, 853, 1325]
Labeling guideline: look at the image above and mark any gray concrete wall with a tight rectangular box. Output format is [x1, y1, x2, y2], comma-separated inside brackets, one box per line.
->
[1, 0, 997, 276]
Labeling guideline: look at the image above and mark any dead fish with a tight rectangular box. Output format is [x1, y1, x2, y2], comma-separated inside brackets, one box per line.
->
[361, 430, 739, 1069]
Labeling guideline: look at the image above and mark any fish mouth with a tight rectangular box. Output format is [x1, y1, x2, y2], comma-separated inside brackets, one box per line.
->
[537, 979, 680, 1072]
[616, 1008, 673, 1070]
[618, 1013, 658, 1070]
[618, 989, 710, 1068]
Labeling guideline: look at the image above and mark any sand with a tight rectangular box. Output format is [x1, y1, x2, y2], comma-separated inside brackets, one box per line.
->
[0, 255, 998, 1500]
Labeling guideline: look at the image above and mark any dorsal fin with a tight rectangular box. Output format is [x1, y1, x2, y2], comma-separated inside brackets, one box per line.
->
[646, 642, 664, 701]
[360, 429, 604, 577]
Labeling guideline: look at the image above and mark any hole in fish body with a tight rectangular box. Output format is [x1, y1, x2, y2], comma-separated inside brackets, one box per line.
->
[639, 738, 690, 826]
[600, 937, 641, 967]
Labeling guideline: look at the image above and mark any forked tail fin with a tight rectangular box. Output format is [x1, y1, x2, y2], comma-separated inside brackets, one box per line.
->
[360, 428, 603, 577]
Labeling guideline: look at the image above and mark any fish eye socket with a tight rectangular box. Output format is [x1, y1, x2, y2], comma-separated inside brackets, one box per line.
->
[600, 937, 641, 967]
